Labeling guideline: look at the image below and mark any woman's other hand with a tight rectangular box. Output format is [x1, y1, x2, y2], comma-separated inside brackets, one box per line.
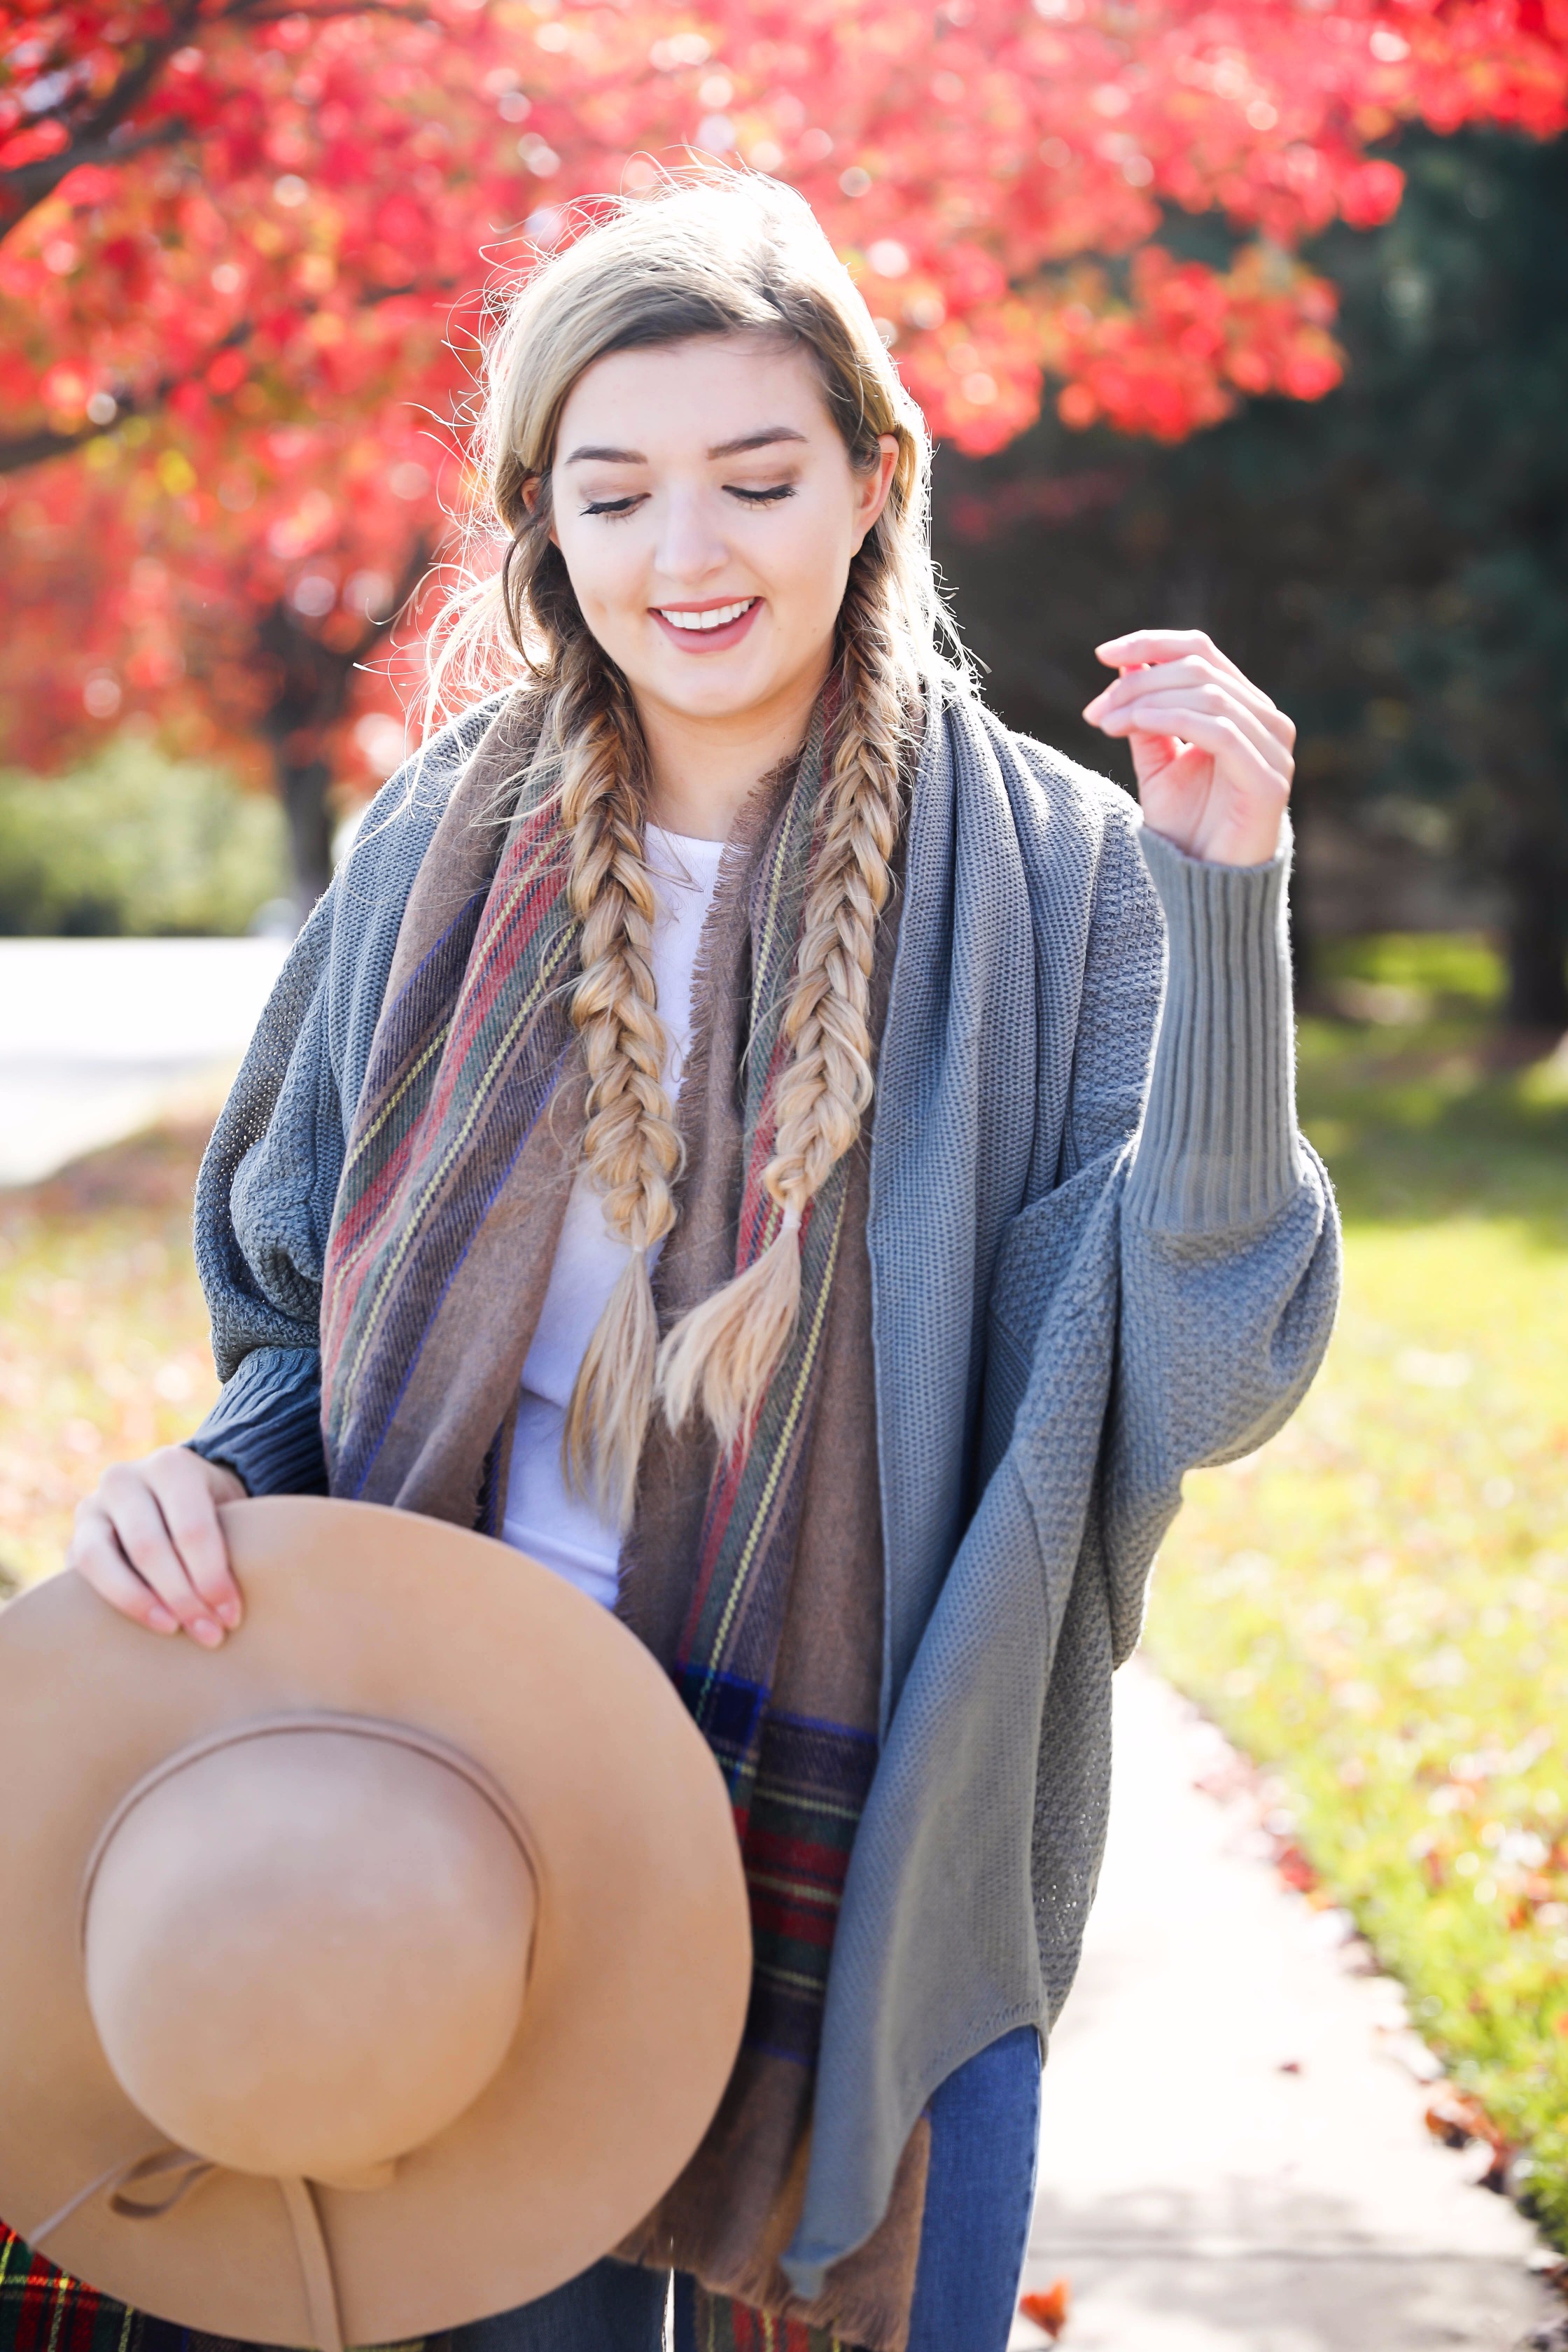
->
[1082, 629, 1294, 868]
[67, 1446, 246, 1646]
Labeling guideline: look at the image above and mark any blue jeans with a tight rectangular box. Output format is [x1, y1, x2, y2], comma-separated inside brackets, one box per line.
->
[447, 2025, 1040, 2352]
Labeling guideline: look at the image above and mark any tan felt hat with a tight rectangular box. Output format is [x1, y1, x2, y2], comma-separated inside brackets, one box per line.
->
[0, 1497, 751, 2350]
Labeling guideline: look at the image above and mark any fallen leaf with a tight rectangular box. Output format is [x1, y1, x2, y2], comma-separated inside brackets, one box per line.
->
[1019, 2278, 1071, 2339]
[1275, 1841, 1319, 1892]
[1424, 2085, 1506, 2152]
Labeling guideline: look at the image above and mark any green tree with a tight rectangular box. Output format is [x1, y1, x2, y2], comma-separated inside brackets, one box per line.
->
[935, 126, 1568, 1029]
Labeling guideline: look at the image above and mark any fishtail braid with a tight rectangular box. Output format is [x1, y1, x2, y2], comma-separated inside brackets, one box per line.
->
[554, 637, 686, 1527]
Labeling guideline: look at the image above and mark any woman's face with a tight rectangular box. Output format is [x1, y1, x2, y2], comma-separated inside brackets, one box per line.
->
[547, 332, 897, 734]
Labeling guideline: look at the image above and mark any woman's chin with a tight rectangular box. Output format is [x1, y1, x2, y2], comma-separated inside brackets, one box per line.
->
[634, 650, 801, 726]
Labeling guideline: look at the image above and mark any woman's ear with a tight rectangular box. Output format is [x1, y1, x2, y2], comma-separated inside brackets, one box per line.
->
[851, 435, 900, 554]
[522, 474, 560, 550]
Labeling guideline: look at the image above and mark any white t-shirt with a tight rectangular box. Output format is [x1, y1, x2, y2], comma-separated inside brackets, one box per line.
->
[500, 825, 726, 1609]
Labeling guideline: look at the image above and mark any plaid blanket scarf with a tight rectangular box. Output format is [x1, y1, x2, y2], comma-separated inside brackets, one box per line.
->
[0, 690, 927, 2352]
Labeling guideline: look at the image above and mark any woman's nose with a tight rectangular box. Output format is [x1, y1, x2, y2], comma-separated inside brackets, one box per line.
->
[652, 489, 731, 584]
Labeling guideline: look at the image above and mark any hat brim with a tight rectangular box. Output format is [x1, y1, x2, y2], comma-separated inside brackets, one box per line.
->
[0, 1497, 750, 2345]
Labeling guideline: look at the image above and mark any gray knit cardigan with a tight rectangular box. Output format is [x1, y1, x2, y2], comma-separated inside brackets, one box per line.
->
[190, 685, 1340, 2296]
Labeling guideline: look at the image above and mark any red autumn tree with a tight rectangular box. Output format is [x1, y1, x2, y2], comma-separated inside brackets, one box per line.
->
[3, 0, 1565, 896]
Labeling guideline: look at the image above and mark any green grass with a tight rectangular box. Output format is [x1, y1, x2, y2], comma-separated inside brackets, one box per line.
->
[1145, 932, 1568, 2240]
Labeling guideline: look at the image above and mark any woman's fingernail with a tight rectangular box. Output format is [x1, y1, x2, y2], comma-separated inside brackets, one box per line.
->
[190, 1617, 225, 1649]
[148, 1604, 178, 1634]
[216, 1598, 241, 1629]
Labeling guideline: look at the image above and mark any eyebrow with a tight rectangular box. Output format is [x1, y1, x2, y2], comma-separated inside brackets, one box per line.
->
[561, 426, 810, 465]
[709, 426, 809, 458]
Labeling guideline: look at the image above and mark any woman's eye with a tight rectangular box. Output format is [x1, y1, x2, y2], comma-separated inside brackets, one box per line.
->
[578, 484, 793, 516]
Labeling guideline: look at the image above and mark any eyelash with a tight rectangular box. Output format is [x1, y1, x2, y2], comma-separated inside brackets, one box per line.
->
[579, 484, 797, 519]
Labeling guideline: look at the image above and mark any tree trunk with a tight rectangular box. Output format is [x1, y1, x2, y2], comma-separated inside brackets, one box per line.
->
[1490, 724, 1568, 1032]
[279, 752, 335, 908]
[255, 600, 364, 915]
[1502, 834, 1568, 1030]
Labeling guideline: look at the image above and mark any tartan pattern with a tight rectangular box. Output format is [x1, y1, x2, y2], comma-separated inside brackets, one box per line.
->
[661, 698, 875, 2059]
[321, 783, 578, 1498]
[673, 710, 844, 1768]
[0, 2230, 141, 2352]
[326, 691, 873, 2062]
[740, 1711, 878, 2066]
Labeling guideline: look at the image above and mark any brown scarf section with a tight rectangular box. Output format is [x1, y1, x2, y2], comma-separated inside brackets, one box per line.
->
[610, 766, 927, 2352]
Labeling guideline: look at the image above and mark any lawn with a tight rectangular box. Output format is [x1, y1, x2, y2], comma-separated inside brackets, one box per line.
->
[1145, 934, 1568, 2242]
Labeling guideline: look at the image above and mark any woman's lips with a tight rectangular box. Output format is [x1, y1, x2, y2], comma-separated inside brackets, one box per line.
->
[650, 597, 762, 654]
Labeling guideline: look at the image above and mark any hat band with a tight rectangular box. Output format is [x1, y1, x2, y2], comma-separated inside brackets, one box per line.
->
[76, 1707, 538, 1951]
[30, 2148, 348, 2352]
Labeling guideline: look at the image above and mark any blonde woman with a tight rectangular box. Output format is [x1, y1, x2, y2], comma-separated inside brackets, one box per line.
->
[59, 175, 1338, 2352]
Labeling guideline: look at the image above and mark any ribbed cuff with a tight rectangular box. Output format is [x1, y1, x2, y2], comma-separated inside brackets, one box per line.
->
[1126, 821, 1303, 1233]
[187, 1345, 328, 1496]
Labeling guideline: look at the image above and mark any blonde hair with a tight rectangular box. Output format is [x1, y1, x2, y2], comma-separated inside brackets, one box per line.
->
[430, 169, 966, 1528]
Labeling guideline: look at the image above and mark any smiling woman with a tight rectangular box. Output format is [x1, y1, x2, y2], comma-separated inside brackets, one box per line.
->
[43, 171, 1339, 2352]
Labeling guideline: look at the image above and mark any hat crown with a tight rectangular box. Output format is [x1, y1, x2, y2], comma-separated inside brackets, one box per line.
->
[83, 1720, 536, 2183]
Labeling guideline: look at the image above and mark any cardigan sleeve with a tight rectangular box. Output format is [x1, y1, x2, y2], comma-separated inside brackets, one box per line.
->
[1124, 821, 1303, 1230]
[184, 892, 341, 1494]
[1089, 804, 1341, 1660]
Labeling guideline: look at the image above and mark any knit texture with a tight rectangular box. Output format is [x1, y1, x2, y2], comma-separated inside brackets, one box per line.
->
[183, 685, 1340, 2298]
[1128, 822, 1302, 1231]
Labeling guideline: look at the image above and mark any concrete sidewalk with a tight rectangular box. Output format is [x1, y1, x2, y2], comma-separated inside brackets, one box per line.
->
[1014, 1662, 1560, 2351]
[0, 937, 288, 1184]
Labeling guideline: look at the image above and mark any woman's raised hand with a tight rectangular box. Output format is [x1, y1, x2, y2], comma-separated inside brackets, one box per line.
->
[1082, 629, 1293, 869]
[67, 1446, 246, 1646]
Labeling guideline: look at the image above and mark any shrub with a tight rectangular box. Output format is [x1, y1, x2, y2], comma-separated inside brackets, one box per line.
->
[0, 738, 290, 936]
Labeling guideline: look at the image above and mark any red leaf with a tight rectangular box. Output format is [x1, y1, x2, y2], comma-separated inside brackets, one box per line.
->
[1020, 2278, 1072, 2338]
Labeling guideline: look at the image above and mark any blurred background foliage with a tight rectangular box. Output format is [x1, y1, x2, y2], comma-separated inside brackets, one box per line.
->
[934, 124, 1568, 1028]
[0, 737, 288, 936]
